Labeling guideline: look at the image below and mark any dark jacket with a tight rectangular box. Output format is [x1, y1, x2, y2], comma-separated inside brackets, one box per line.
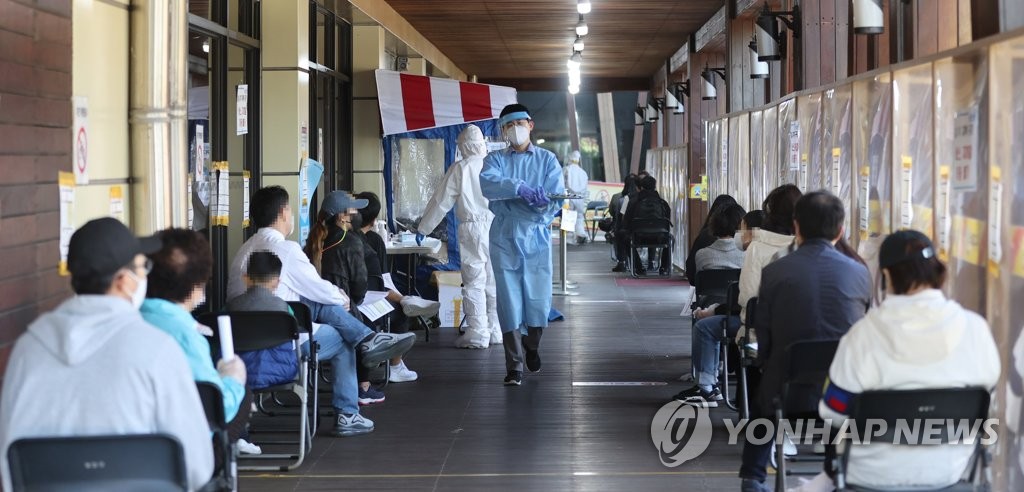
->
[225, 285, 299, 390]
[754, 238, 872, 413]
[320, 225, 368, 306]
[361, 230, 388, 292]
[623, 189, 670, 228]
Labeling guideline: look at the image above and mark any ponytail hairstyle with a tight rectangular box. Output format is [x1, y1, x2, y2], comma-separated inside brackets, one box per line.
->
[304, 210, 333, 273]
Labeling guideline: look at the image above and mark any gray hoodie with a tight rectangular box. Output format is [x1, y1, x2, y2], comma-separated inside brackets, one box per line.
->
[0, 295, 214, 491]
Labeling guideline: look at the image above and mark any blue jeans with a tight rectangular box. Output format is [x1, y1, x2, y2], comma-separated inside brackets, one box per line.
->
[692, 314, 740, 388]
[300, 298, 375, 414]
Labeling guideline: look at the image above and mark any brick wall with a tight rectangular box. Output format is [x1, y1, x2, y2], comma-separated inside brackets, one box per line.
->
[0, 0, 73, 376]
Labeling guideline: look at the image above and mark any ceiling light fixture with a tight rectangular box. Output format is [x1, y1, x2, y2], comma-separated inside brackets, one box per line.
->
[577, 0, 592, 14]
[701, 66, 726, 100]
[755, 2, 801, 61]
[576, 15, 589, 36]
[202, 40, 210, 53]
[749, 36, 769, 79]
[568, 84, 580, 94]
[567, 51, 583, 70]
[852, 0, 884, 34]
[573, 37, 585, 52]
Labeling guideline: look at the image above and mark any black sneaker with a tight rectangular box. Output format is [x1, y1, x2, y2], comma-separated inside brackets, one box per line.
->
[672, 385, 719, 408]
[524, 345, 541, 372]
[357, 332, 416, 368]
[611, 262, 626, 272]
[503, 370, 522, 386]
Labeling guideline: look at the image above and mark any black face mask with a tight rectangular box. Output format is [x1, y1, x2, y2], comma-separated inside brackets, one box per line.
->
[349, 212, 364, 230]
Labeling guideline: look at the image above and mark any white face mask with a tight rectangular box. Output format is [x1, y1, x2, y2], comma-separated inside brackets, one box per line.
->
[126, 271, 148, 309]
[505, 125, 530, 147]
[287, 214, 296, 236]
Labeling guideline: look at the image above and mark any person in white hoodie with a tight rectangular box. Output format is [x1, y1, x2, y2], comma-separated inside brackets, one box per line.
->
[0, 218, 214, 491]
[563, 150, 590, 244]
[792, 230, 1000, 492]
[417, 124, 502, 349]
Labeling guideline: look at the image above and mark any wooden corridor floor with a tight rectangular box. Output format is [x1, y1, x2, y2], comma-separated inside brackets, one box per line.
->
[239, 240, 752, 491]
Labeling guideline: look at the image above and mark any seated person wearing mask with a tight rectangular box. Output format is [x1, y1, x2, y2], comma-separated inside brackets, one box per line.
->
[0, 218, 213, 491]
[738, 191, 872, 492]
[792, 231, 999, 492]
[694, 203, 747, 276]
[620, 175, 673, 275]
[228, 186, 416, 437]
[140, 228, 255, 455]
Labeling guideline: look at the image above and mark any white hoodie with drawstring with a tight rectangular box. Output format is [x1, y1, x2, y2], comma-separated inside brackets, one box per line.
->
[0, 295, 214, 491]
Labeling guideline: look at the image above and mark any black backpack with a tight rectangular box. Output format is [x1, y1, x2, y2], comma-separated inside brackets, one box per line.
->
[633, 195, 670, 223]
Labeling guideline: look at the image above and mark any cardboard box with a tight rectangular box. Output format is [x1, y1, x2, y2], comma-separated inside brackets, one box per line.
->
[432, 271, 464, 328]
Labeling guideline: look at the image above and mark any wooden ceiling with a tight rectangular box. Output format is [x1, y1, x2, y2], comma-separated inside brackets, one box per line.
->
[383, 0, 725, 85]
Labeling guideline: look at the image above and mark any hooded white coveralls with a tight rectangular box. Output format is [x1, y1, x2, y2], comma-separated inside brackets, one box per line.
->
[563, 151, 589, 241]
[418, 125, 501, 348]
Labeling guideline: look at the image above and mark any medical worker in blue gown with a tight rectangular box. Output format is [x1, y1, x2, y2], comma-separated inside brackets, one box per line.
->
[480, 103, 565, 386]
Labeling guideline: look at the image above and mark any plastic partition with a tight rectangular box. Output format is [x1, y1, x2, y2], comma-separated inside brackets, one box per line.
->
[718, 117, 730, 200]
[797, 93, 824, 192]
[392, 138, 446, 223]
[823, 87, 854, 242]
[777, 98, 798, 188]
[706, 120, 720, 200]
[852, 74, 893, 284]
[989, 37, 1024, 491]
[763, 105, 780, 197]
[893, 64, 936, 238]
[935, 53, 989, 313]
[731, 114, 751, 210]
[750, 110, 765, 208]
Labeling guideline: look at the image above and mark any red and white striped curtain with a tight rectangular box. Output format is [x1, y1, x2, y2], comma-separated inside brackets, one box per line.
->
[375, 70, 518, 136]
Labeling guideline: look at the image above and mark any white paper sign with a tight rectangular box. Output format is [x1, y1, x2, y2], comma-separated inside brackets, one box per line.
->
[73, 97, 89, 184]
[58, 172, 75, 275]
[195, 125, 205, 178]
[300, 122, 309, 157]
[721, 134, 728, 177]
[298, 158, 309, 244]
[937, 166, 951, 259]
[236, 85, 248, 135]
[900, 156, 913, 229]
[217, 315, 235, 360]
[988, 166, 1003, 276]
[952, 108, 978, 192]
[788, 121, 800, 171]
[318, 128, 324, 164]
[561, 209, 578, 232]
[799, 153, 809, 192]
[109, 186, 124, 221]
[242, 171, 251, 227]
[831, 148, 842, 195]
[859, 166, 870, 237]
[187, 173, 194, 229]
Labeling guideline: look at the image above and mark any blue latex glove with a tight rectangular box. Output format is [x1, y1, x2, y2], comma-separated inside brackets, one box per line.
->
[517, 184, 538, 204]
[532, 190, 550, 207]
[415, 233, 425, 246]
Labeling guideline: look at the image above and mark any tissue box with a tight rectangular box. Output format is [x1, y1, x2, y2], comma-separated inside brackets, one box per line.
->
[432, 271, 464, 328]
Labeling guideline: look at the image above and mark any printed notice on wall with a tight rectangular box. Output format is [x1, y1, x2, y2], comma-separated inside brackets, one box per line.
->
[211, 162, 230, 226]
[859, 166, 870, 240]
[242, 171, 251, 228]
[195, 125, 205, 178]
[799, 153, 809, 192]
[952, 107, 978, 192]
[298, 158, 310, 246]
[318, 128, 324, 165]
[187, 173, 194, 229]
[900, 156, 913, 229]
[988, 166, 1003, 276]
[58, 172, 75, 276]
[236, 85, 248, 135]
[109, 186, 124, 222]
[831, 148, 841, 195]
[73, 97, 89, 185]
[788, 121, 800, 171]
[721, 133, 728, 177]
[937, 166, 951, 261]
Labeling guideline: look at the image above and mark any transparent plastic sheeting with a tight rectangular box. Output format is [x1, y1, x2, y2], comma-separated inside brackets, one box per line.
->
[718, 118, 729, 201]
[990, 36, 1024, 492]
[750, 110, 765, 208]
[733, 114, 751, 211]
[893, 64, 935, 238]
[706, 120, 720, 200]
[645, 146, 689, 268]
[935, 55, 988, 313]
[852, 74, 893, 285]
[392, 138, 446, 224]
[763, 105, 779, 197]
[823, 87, 854, 240]
[797, 93, 823, 193]
[777, 98, 797, 188]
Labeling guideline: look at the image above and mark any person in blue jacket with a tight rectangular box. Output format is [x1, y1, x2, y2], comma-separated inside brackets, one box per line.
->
[480, 103, 565, 386]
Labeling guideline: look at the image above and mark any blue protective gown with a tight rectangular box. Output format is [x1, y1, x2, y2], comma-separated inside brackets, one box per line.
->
[480, 143, 565, 333]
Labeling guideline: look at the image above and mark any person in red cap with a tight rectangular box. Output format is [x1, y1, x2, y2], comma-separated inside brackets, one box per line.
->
[0, 218, 214, 491]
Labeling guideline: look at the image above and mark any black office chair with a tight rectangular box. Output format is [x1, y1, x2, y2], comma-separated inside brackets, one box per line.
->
[773, 339, 840, 492]
[197, 311, 310, 472]
[195, 382, 235, 492]
[627, 217, 674, 278]
[834, 387, 992, 492]
[7, 434, 187, 492]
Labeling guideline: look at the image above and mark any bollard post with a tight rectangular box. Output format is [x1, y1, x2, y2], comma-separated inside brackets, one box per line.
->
[552, 228, 578, 296]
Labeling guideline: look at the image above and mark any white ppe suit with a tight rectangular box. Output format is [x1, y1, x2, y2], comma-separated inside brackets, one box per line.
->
[563, 151, 589, 242]
[418, 125, 501, 348]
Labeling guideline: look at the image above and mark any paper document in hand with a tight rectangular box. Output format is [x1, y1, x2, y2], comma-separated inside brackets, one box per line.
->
[357, 291, 395, 321]
[382, 273, 398, 293]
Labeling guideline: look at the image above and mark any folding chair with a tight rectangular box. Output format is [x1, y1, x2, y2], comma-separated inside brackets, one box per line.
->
[688, 268, 741, 380]
[735, 297, 758, 420]
[585, 200, 609, 242]
[195, 382, 235, 492]
[197, 312, 310, 472]
[7, 434, 187, 492]
[718, 281, 742, 412]
[627, 217, 673, 278]
[774, 339, 840, 492]
[834, 387, 992, 492]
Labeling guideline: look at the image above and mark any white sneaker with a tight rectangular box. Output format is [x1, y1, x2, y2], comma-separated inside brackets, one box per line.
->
[813, 441, 825, 454]
[388, 361, 419, 382]
[783, 433, 798, 456]
[400, 296, 441, 317]
[489, 327, 503, 345]
[237, 438, 262, 455]
[785, 471, 834, 492]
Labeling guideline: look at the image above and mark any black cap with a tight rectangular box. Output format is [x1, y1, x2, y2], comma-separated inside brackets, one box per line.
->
[321, 191, 368, 217]
[68, 218, 163, 278]
[879, 230, 935, 269]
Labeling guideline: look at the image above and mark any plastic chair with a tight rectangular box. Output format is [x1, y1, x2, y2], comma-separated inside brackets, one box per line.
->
[195, 382, 235, 492]
[627, 217, 673, 278]
[7, 434, 187, 492]
[834, 387, 992, 492]
[197, 312, 310, 472]
[773, 339, 840, 492]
